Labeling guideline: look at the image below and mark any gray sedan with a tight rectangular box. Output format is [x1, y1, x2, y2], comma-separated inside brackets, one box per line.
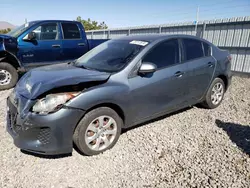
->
[7, 34, 232, 156]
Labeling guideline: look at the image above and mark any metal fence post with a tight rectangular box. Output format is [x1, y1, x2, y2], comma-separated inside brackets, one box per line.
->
[128, 29, 130, 36]
[159, 26, 162, 34]
[202, 22, 206, 38]
[107, 30, 110, 39]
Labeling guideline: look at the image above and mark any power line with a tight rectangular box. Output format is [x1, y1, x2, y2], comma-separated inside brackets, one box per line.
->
[143, 4, 250, 19]
[200, 10, 250, 17]
[101, 1, 250, 27]
[200, 4, 250, 12]
[150, 0, 243, 14]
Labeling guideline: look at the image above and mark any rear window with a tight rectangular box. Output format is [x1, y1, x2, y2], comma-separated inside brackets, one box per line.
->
[62, 23, 81, 39]
[183, 39, 203, 61]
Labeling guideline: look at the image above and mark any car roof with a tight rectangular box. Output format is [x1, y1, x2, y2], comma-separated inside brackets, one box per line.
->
[28, 20, 80, 24]
[116, 34, 209, 43]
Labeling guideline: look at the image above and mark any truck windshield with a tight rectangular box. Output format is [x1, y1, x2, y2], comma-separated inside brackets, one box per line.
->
[7, 22, 34, 38]
[75, 40, 148, 73]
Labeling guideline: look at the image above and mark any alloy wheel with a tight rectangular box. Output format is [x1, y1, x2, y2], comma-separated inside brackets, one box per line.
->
[211, 82, 224, 105]
[85, 116, 118, 151]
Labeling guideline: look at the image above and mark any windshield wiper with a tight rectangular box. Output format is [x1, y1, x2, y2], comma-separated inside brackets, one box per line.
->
[76, 64, 99, 71]
[68, 60, 77, 65]
[80, 64, 89, 69]
[70, 60, 90, 69]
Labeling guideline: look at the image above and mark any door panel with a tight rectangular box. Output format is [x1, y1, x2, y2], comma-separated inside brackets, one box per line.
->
[181, 38, 216, 102]
[61, 22, 89, 61]
[17, 22, 63, 65]
[127, 63, 189, 124]
[126, 39, 191, 124]
[18, 41, 63, 64]
[62, 39, 88, 61]
[17, 42, 35, 64]
[185, 56, 216, 102]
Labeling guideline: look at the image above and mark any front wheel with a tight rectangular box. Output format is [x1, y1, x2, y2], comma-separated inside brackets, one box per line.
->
[73, 107, 122, 156]
[201, 78, 225, 109]
[0, 63, 18, 90]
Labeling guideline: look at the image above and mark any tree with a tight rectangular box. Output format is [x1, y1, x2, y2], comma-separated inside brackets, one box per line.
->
[76, 16, 108, 31]
[0, 28, 11, 34]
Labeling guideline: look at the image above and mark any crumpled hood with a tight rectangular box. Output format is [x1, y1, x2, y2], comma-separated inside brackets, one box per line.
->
[0, 34, 13, 40]
[15, 63, 111, 99]
[0, 34, 18, 54]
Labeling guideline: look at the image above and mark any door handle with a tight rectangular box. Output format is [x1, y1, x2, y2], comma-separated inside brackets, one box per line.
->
[174, 71, 184, 78]
[208, 62, 214, 68]
[52, 44, 61, 48]
[78, 43, 85, 46]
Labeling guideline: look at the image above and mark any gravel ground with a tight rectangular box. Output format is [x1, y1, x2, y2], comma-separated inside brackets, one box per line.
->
[0, 76, 250, 188]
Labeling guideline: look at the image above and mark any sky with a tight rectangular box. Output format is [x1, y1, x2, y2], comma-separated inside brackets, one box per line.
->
[1, 0, 250, 28]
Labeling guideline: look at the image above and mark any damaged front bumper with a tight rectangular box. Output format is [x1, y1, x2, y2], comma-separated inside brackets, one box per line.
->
[6, 91, 85, 155]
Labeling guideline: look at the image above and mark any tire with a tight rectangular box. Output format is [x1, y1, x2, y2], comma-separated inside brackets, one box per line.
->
[201, 78, 225, 109]
[73, 107, 122, 156]
[0, 62, 18, 90]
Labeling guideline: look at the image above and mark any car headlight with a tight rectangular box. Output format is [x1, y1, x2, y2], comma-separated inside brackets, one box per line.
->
[32, 92, 80, 114]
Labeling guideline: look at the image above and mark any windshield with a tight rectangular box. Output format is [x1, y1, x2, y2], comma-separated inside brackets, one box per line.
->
[75, 40, 148, 73]
[7, 22, 34, 37]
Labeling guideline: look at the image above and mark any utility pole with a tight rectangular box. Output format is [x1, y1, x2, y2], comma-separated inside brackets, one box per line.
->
[194, 6, 199, 36]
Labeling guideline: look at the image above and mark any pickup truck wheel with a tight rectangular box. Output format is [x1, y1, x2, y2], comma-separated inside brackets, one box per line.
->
[201, 78, 225, 109]
[73, 107, 122, 156]
[0, 63, 18, 90]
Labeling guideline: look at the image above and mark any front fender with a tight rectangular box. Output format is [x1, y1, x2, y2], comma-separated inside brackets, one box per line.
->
[0, 49, 23, 68]
[0, 56, 5, 61]
[0, 42, 5, 52]
[66, 83, 130, 116]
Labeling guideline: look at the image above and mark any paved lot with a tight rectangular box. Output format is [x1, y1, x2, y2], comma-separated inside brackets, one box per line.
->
[0, 76, 249, 188]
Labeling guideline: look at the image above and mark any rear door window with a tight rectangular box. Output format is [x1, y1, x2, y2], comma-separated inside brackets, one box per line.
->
[182, 39, 204, 61]
[203, 42, 211, 56]
[143, 39, 180, 69]
[61, 23, 81, 39]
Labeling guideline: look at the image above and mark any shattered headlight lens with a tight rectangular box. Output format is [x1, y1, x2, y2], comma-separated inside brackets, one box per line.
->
[32, 92, 80, 114]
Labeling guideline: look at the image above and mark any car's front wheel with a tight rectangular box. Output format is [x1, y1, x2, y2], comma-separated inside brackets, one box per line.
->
[201, 77, 225, 109]
[73, 107, 122, 156]
[0, 63, 18, 90]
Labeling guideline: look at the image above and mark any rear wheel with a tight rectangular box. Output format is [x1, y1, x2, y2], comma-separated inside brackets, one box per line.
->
[201, 78, 225, 109]
[0, 63, 18, 90]
[73, 107, 122, 156]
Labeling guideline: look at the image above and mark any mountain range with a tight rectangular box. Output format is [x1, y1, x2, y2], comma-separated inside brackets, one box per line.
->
[0, 21, 15, 30]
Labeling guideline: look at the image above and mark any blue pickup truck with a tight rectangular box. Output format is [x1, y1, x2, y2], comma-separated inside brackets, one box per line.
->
[0, 20, 107, 90]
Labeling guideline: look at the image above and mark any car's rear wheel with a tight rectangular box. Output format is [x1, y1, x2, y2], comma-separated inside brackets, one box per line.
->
[0, 63, 18, 90]
[73, 107, 122, 156]
[201, 78, 225, 109]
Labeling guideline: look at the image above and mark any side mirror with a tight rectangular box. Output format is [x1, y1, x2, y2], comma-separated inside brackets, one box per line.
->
[27, 32, 36, 40]
[138, 62, 157, 74]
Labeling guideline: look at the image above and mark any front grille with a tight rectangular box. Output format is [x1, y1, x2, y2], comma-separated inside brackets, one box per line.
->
[7, 97, 19, 135]
[9, 90, 19, 108]
[37, 128, 51, 145]
[11, 124, 22, 134]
